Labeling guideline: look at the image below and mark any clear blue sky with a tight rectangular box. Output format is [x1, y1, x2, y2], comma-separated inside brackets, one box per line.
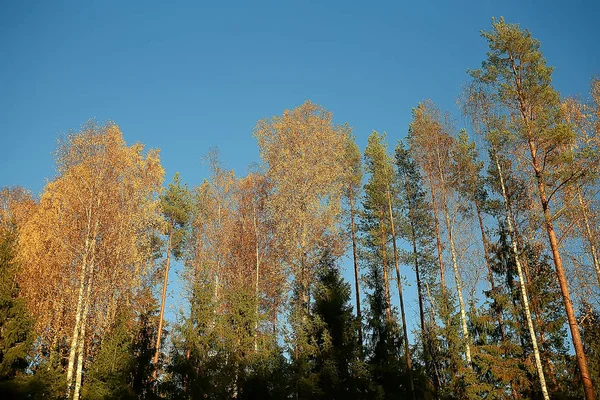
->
[1, 0, 599, 331]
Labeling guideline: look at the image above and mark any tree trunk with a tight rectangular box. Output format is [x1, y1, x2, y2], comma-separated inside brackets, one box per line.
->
[253, 208, 260, 353]
[577, 188, 600, 287]
[66, 236, 91, 396]
[349, 189, 364, 357]
[67, 215, 98, 397]
[527, 139, 595, 399]
[441, 200, 472, 365]
[379, 209, 392, 323]
[386, 188, 416, 399]
[427, 172, 446, 294]
[73, 276, 93, 400]
[153, 223, 173, 379]
[494, 151, 550, 400]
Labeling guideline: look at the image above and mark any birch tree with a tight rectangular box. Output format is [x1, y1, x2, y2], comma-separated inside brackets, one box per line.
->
[253, 100, 347, 357]
[18, 121, 163, 399]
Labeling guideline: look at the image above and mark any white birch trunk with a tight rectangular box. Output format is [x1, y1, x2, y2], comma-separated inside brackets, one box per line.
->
[441, 202, 472, 365]
[494, 152, 549, 400]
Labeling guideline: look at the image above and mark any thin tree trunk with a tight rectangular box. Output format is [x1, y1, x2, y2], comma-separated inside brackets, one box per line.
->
[67, 214, 98, 397]
[403, 174, 437, 392]
[475, 202, 495, 289]
[73, 275, 93, 400]
[494, 151, 550, 400]
[527, 139, 595, 399]
[441, 199, 472, 365]
[577, 188, 600, 286]
[153, 223, 173, 378]
[379, 209, 392, 322]
[427, 173, 446, 294]
[66, 238, 91, 395]
[349, 189, 364, 357]
[424, 281, 443, 388]
[386, 188, 415, 399]
[519, 238, 559, 390]
[253, 208, 260, 353]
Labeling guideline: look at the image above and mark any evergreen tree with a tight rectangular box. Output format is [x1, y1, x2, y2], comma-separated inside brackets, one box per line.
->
[154, 172, 193, 378]
[470, 18, 596, 397]
[309, 251, 371, 400]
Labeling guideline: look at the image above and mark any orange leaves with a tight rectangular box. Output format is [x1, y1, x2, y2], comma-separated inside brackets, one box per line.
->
[18, 121, 164, 351]
[254, 100, 348, 288]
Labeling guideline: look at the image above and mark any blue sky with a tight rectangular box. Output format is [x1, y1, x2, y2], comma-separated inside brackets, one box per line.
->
[1, 1, 599, 333]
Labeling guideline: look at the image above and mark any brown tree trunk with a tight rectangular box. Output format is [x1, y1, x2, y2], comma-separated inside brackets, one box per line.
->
[379, 209, 392, 323]
[427, 174, 446, 295]
[350, 189, 364, 357]
[387, 188, 415, 400]
[153, 223, 173, 379]
[527, 139, 595, 400]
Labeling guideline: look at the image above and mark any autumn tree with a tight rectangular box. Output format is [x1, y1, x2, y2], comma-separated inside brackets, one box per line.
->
[409, 101, 473, 370]
[18, 121, 163, 399]
[253, 100, 348, 360]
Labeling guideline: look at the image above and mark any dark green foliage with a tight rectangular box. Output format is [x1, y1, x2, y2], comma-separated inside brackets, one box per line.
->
[0, 225, 32, 381]
[161, 172, 193, 258]
[82, 306, 158, 400]
[308, 252, 372, 399]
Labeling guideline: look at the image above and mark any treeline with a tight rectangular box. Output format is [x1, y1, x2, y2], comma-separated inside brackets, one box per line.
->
[1, 18, 599, 400]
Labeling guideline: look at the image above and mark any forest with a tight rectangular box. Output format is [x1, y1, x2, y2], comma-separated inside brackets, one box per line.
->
[1, 17, 599, 400]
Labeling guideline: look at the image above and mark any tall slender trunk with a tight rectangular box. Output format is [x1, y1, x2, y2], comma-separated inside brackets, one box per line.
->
[403, 173, 435, 391]
[349, 189, 363, 357]
[253, 208, 260, 353]
[440, 199, 472, 365]
[67, 214, 99, 397]
[66, 237, 91, 395]
[424, 281, 444, 388]
[379, 209, 392, 322]
[527, 139, 595, 399]
[427, 173, 446, 294]
[519, 238, 559, 389]
[475, 202, 495, 289]
[494, 151, 550, 400]
[577, 188, 600, 286]
[153, 223, 173, 378]
[405, 180, 426, 343]
[73, 274, 93, 400]
[386, 188, 415, 399]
